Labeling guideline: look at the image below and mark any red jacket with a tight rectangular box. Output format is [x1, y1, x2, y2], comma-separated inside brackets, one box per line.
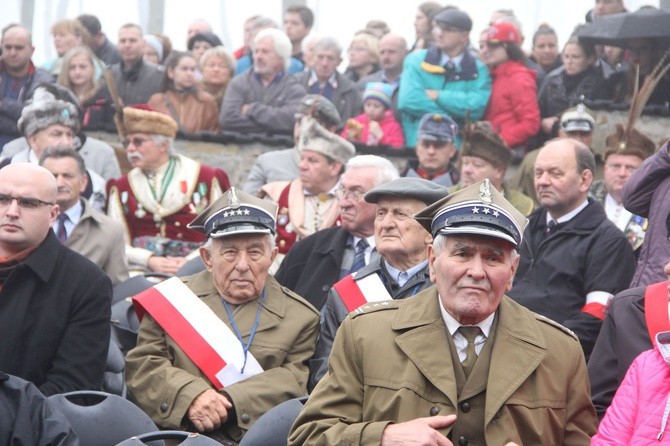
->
[484, 60, 540, 149]
[342, 110, 405, 148]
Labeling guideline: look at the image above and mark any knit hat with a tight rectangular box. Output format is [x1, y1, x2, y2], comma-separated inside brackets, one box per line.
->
[187, 31, 223, 51]
[363, 82, 393, 109]
[298, 117, 355, 164]
[121, 105, 178, 138]
[143, 34, 164, 61]
[460, 121, 512, 169]
[18, 87, 80, 137]
[604, 123, 656, 161]
[486, 22, 521, 44]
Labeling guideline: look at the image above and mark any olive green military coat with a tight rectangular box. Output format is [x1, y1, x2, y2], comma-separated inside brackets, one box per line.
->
[289, 287, 597, 445]
[125, 271, 319, 442]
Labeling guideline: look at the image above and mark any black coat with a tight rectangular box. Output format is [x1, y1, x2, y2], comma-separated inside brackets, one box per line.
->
[274, 227, 351, 311]
[0, 231, 111, 396]
[587, 286, 651, 420]
[508, 199, 635, 358]
[0, 372, 78, 445]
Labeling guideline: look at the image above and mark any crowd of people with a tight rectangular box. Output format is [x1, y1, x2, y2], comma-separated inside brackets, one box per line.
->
[1, 1, 670, 444]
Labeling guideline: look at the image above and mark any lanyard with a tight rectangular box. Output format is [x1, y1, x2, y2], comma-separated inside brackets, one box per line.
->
[222, 288, 266, 374]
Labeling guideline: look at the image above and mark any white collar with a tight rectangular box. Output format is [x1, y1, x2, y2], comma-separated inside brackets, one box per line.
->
[438, 293, 495, 338]
[546, 199, 589, 225]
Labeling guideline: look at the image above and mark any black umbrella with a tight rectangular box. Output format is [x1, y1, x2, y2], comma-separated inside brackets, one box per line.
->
[577, 9, 670, 49]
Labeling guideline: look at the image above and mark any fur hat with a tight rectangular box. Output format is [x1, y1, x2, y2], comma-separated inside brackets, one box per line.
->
[298, 117, 355, 164]
[121, 105, 178, 138]
[18, 87, 80, 136]
[460, 121, 512, 169]
[604, 123, 656, 161]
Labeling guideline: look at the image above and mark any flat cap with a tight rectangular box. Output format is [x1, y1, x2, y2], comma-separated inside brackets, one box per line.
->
[295, 95, 341, 129]
[298, 117, 355, 164]
[433, 9, 472, 32]
[414, 179, 528, 247]
[365, 177, 448, 205]
[418, 113, 458, 143]
[188, 187, 278, 238]
[121, 105, 178, 138]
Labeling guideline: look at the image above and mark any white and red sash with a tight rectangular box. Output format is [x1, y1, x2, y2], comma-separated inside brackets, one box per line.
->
[333, 273, 393, 313]
[132, 277, 263, 389]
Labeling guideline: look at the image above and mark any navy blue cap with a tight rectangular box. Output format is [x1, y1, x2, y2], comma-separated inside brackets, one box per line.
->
[417, 113, 459, 143]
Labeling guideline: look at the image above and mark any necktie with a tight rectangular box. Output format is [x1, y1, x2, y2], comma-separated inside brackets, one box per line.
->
[444, 60, 456, 73]
[545, 219, 558, 235]
[56, 213, 69, 242]
[349, 239, 369, 275]
[458, 326, 482, 378]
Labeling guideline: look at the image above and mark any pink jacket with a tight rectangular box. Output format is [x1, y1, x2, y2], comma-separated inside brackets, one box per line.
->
[592, 347, 670, 445]
[342, 110, 405, 148]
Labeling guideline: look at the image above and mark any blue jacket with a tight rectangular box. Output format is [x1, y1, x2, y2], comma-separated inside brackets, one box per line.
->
[398, 46, 491, 147]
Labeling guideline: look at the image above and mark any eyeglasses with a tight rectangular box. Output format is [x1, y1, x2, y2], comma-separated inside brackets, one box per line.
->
[122, 137, 149, 148]
[335, 187, 365, 202]
[605, 163, 639, 174]
[0, 193, 55, 210]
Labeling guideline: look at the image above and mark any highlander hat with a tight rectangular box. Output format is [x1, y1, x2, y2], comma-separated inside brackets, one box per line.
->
[188, 187, 278, 238]
[414, 179, 528, 247]
[298, 117, 355, 164]
[365, 177, 448, 206]
[121, 105, 178, 138]
[18, 87, 80, 137]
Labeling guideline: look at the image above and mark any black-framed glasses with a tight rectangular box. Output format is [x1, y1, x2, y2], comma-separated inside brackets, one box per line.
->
[122, 137, 150, 148]
[0, 193, 55, 210]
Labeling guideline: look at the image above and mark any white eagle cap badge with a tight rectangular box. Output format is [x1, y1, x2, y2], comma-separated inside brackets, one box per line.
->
[479, 178, 493, 204]
[228, 188, 241, 209]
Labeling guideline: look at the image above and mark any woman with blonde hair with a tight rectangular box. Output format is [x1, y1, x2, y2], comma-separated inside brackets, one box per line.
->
[57, 46, 116, 132]
[198, 46, 236, 111]
[43, 19, 89, 76]
[344, 32, 380, 82]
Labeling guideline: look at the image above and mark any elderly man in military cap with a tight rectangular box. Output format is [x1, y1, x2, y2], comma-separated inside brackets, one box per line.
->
[398, 8, 491, 147]
[401, 113, 460, 187]
[289, 179, 597, 445]
[261, 117, 355, 263]
[450, 121, 535, 216]
[125, 187, 319, 443]
[106, 105, 231, 274]
[243, 94, 341, 195]
[309, 177, 446, 391]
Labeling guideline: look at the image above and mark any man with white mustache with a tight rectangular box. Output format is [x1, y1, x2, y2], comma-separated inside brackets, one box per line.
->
[106, 105, 230, 275]
[508, 138, 635, 359]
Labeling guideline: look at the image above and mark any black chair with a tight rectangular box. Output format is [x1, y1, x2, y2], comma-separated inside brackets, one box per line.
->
[101, 335, 127, 397]
[110, 298, 141, 357]
[238, 396, 307, 446]
[115, 430, 224, 445]
[112, 273, 171, 306]
[47, 391, 158, 446]
[175, 257, 206, 277]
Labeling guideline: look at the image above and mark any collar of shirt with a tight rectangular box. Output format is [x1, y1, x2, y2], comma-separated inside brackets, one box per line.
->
[28, 149, 39, 164]
[439, 51, 465, 68]
[63, 199, 83, 226]
[385, 259, 428, 287]
[254, 70, 285, 85]
[546, 199, 589, 225]
[308, 69, 338, 89]
[439, 294, 494, 359]
[380, 72, 400, 88]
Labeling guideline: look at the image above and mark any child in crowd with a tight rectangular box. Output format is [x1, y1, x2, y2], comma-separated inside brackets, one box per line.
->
[342, 82, 405, 148]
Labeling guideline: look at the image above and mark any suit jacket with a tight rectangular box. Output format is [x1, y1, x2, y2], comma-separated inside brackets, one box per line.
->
[288, 288, 597, 445]
[274, 227, 351, 310]
[125, 272, 319, 443]
[64, 198, 128, 286]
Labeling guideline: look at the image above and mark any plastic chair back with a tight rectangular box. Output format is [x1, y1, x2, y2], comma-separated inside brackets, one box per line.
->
[115, 430, 224, 445]
[238, 396, 307, 446]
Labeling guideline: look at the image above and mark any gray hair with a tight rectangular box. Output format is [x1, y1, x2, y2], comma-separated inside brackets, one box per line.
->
[151, 134, 175, 156]
[313, 36, 342, 56]
[39, 146, 87, 175]
[254, 28, 292, 70]
[345, 155, 399, 186]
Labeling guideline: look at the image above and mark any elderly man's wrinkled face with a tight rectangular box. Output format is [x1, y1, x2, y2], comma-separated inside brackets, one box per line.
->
[337, 166, 379, 238]
[27, 125, 76, 156]
[375, 197, 431, 270]
[253, 36, 285, 78]
[0, 164, 58, 256]
[299, 149, 342, 194]
[429, 234, 519, 325]
[200, 234, 277, 304]
[124, 133, 169, 171]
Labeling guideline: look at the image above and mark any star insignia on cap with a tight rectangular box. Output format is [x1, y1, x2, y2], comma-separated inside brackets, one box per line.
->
[236, 209, 244, 215]
[493, 210, 500, 217]
[223, 211, 230, 217]
[243, 209, 250, 215]
[483, 207, 491, 215]
[472, 207, 480, 214]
